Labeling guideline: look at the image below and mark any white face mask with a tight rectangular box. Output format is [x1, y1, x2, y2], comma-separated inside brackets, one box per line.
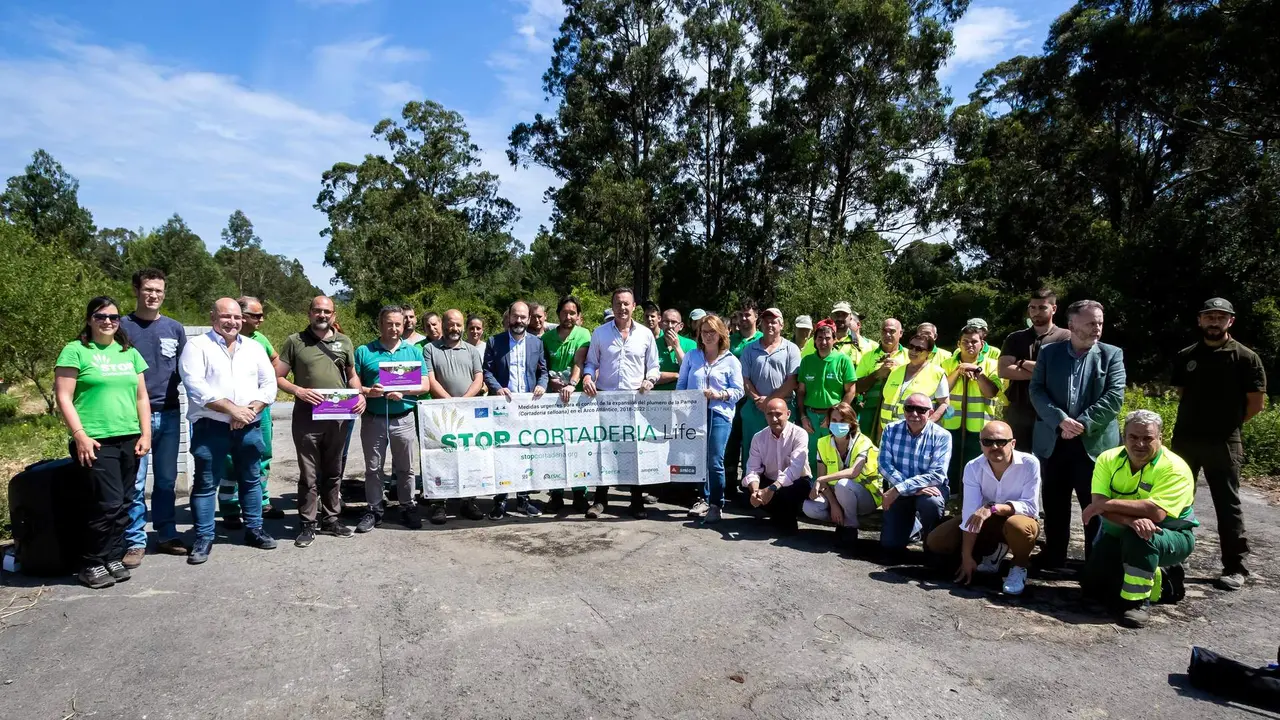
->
[829, 422, 851, 438]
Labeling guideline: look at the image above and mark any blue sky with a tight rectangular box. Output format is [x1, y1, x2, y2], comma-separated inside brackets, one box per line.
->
[0, 0, 1074, 291]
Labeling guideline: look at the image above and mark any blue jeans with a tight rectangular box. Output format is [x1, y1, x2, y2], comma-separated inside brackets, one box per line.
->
[705, 411, 732, 507]
[191, 418, 265, 539]
[127, 409, 181, 547]
[880, 485, 949, 550]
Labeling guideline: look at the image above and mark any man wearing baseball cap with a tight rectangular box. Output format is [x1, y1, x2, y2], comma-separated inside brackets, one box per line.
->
[1171, 298, 1267, 591]
[793, 315, 814, 349]
[801, 301, 876, 365]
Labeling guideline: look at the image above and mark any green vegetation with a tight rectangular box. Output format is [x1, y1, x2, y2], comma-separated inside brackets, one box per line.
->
[1122, 387, 1280, 479]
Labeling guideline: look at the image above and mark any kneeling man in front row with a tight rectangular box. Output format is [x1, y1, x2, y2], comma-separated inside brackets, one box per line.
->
[1081, 410, 1197, 629]
[879, 392, 953, 552]
[742, 399, 812, 534]
[926, 421, 1040, 595]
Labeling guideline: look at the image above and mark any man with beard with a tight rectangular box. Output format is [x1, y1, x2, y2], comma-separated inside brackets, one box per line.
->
[642, 301, 663, 339]
[276, 296, 367, 547]
[1172, 298, 1267, 591]
[483, 301, 549, 519]
[999, 288, 1072, 449]
[402, 306, 428, 346]
[424, 309, 487, 524]
[1029, 300, 1126, 571]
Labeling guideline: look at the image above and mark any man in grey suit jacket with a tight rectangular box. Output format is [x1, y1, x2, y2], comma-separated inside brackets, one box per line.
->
[483, 300, 550, 520]
[1029, 300, 1126, 569]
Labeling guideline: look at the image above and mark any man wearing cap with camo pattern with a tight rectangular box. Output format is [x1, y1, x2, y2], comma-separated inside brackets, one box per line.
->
[1171, 297, 1267, 591]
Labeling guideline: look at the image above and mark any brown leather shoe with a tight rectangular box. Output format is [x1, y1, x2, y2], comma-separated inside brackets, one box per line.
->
[157, 538, 189, 556]
[122, 547, 145, 569]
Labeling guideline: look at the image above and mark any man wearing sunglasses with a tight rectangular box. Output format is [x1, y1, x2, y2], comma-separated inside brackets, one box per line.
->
[878, 392, 953, 553]
[926, 421, 1040, 595]
[1081, 410, 1197, 628]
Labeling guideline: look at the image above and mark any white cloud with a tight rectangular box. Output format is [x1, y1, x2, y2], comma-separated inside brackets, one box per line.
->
[945, 5, 1032, 72]
[0, 33, 381, 290]
[468, 0, 568, 247]
[310, 36, 429, 110]
[0, 16, 560, 291]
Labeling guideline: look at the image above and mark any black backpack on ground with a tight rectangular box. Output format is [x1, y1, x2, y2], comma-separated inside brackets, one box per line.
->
[7, 457, 84, 576]
[1188, 646, 1280, 711]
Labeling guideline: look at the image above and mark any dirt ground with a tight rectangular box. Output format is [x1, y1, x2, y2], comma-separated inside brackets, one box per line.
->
[1, 404, 1277, 719]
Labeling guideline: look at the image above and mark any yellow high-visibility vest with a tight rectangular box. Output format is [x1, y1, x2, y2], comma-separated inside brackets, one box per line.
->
[878, 362, 948, 437]
[816, 431, 881, 506]
[940, 350, 1003, 432]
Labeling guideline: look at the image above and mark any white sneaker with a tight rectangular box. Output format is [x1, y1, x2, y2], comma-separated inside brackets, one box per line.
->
[1002, 565, 1028, 595]
[701, 506, 722, 525]
[976, 542, 1008, 573]
[687, 500, 710, 518]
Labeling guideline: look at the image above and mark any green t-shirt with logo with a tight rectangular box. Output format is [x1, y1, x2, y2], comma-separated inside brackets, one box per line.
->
[55, 340, 149, 439]
[730, 330, 763, 358]
[543, 324, 591, 387]
[655, 334, 698, 390]
[797, 351, 856, 410]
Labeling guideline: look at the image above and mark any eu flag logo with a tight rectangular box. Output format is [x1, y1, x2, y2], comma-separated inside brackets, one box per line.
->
[474, 408, 489, 418]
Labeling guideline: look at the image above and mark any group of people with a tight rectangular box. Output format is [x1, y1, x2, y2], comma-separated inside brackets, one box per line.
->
[53, 273, 1267, 630]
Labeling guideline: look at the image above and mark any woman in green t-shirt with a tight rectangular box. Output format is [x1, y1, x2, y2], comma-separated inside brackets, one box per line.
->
[53, 296, 151, 590]
[545, 295, 592, 513]
[796, 320, 857, 475]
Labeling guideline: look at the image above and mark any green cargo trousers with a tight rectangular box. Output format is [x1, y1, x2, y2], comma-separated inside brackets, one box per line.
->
[1082, 526, 1195, 603]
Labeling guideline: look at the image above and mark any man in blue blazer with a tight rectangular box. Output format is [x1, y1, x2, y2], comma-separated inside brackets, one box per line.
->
[1029, 299, 1126, 569]
[483, 300, 550, 520]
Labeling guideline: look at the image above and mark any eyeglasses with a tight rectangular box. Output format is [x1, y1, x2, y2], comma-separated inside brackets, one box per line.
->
[903, 404, 930, 415]
[244, 312, 264, 319]
[92, 313, 121, 322]
[907, 344, 928, 353]
[980, 438, 1012, 448]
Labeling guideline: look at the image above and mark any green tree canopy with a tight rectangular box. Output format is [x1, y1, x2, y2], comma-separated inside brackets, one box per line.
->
[318, 100, 521, 314]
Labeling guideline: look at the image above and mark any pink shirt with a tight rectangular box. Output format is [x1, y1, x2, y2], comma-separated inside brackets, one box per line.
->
[742, 422, 811, 488]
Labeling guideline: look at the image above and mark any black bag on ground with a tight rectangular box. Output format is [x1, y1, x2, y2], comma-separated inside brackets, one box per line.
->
[1188, 646, 1280, 711]
[7, 457, 84, 576]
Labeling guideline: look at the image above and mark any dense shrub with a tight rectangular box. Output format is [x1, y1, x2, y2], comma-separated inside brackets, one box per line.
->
[1122, 385, 1280, 479]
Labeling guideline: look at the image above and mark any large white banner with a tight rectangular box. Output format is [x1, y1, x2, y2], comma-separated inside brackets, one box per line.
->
[416, 390, 708, 499]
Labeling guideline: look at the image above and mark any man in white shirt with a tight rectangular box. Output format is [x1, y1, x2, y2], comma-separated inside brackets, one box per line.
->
[577, 287, 660, 519]
[926, 421, 1041, 595]
[742, 398, 812, 534]
[179, 298, 278, 565]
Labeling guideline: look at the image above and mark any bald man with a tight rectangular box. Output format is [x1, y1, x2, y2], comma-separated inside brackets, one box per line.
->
[741, 398, 812, 534]
[926, 421, 1041, 596]
[878, 392, 953, 553]
[277, 296, 366, 547]
[180, 298, 279, 564]
[855, 318, 909, 439]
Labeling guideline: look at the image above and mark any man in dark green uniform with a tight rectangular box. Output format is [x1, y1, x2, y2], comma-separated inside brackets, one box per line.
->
[1171, 297, 1268, 591]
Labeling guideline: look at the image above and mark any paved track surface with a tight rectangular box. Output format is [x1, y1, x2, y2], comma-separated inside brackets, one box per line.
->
[2, 404, 1277, 719]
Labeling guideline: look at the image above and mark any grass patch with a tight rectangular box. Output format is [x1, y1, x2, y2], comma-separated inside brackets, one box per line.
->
[0, 411, 67, 542]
